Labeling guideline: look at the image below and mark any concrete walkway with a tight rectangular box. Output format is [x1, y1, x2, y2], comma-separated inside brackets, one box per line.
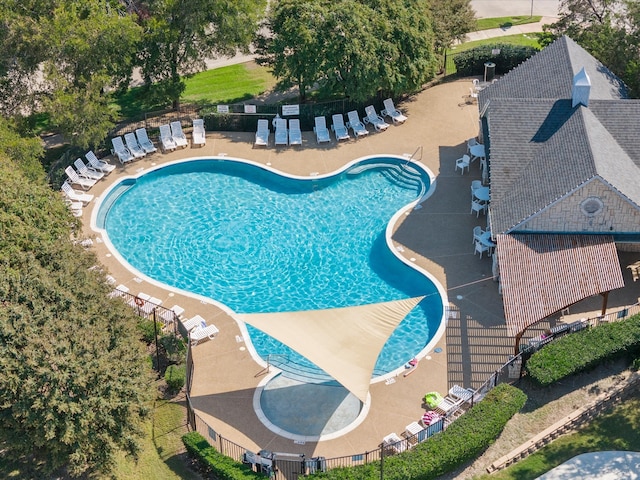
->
[465, 16, 558, 43]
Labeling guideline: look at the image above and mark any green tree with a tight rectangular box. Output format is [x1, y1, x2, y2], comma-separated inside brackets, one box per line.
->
[138, 0, 266, 109]
[0, 120, 45, 181]
[428, 0, 476, 61]
[0, 155, 153, 477]
[257, 0, 436, 102]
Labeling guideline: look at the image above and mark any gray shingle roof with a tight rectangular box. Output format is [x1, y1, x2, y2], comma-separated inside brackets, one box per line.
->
[483, 36, 640, 234]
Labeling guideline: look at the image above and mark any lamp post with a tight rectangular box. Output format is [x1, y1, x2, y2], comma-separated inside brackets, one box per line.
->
[530, 0, 534, 18]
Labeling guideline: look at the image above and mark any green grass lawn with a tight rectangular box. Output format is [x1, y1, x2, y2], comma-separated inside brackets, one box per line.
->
[112, 62, 276, 121]
[476, 16, 542, 31]
[450, 33, 542, 54]
[475, 398, 640, 480]
[110, 395, 199, 480]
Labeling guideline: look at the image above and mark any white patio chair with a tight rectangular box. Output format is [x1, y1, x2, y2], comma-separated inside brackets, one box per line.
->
[467, 137, 479, 155]
[382, 433, 406, 454]
[467, 88, 479, 103]
[170, 121, 188, 148]
[274, 117, 288, 146]
[381, 98, 407, 124]
[65, 165, 97, 190]
[313, 116, 331, 143]
[124, 132, 146, 159]
[363, 105, 389, 131]
[182, 314, 207, 333]
[472, 226, 485, 244]
[346, 110, 369, 138]
[74, 158, 104, 181]
[111, 136, 135, 164]
[471, 200, 487, 217]
[86, 151, 116, 174]
[135, 128, 158, 154]
[331, 114, 350, 141]
[190, 323, 219, 345]
[474, 240, 490, 258]
[61, 181, 94, 204]
[288, 119, 302, 146]
[449, 385, 475, 403]
[192, 119, 206, 147]
[455, 154, 470, 174]
[159, 124, 177, 152]
[254, 119, 270, 147]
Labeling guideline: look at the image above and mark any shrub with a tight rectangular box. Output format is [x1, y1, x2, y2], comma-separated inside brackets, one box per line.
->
[165, 364, 186, 393]
[137, 318, 163, 344]
[313, 383, 527, 479]
[526, 314, 640, 386]
[182, 432, 265, 479]
[159, 333, 187, 364]
[453, 43, 539, 77]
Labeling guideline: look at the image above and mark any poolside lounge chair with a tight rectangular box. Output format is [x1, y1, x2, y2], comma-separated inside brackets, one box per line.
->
[64, 197, 83, 217]
[74, 158, 104, 181]
[170, 121, 188, 148]
[61, 181, 94, 205]
[124, 132, 146, 159]
[111, 136, 135, 164]
[288, 119, 302, 146]
[190, 323, 219, 345]
[192, 119, 206, 147]
[108, 284, 129, 298]
[135, 128, 158, 154]
[331, 114, 350, 141]
[159, 124, 178, 152]
[254, 119, 270, 147]
[274, 117, 288, 146]
[381, 98, 408, 124]
[65, 165, 97, 190]
[159, 305, 185, 326]
[346, 110, 369, 138]
[86, 151, 116, 174]
[182, 314, 207, 333]
[449, 385, 475, 403]
[314, 116, 331, 144]
[382, 433, 406, 454]
[363, 105, 389, 132]
[135, 292, 162, 316]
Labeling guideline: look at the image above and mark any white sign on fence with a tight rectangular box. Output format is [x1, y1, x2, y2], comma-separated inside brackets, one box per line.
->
[244, 104, 257, 114]
[282, 104, 300, 116]
[217, 105, 229, 113]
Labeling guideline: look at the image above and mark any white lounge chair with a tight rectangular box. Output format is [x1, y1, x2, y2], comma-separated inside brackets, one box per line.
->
[61, 181, 94, 205]
[331, 114, 350, 141]
[159, 124, 177, 152]
[254, 119, 270, 147]
[135, 128, 158, 154]
[274, 118, 288, 146]
[192, 119, 206, 147]
[381, 98, 408, 124]
[170, 121, 188, 148]
[346, 110, 369, 138]
[74, 158, 104, 181]
[190, 323, 219, 345]
[64, 197, 83, 217]
[288, 119, 302, 146]
[86, 151, 116, 174]
[182, 314, 207, 333]
[159, 305, 185, 325]
[108, 284, 129, 298]
[65, 165, 97, 190]
[111, 136, 135, 164]
[313, 116, 331, 143]
[449, 385, 475, 403]
[382, 433, 407, 454]
[124, 132, 146, 159]
[363, 105, 390, 131]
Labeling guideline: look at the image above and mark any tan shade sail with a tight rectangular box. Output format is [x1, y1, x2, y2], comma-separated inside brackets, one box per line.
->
[238, 296, 425, 403]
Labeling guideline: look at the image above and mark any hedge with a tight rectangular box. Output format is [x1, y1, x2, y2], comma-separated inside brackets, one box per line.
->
[453, 43, 539, 77]
[312, 383, 527, 480]
[526, 314, 640, 386]
[164, 364, 186, 393]
[182, 431, 265, 480]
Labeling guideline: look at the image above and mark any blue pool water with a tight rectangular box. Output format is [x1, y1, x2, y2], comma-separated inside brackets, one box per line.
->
[99, 158, 444, 378]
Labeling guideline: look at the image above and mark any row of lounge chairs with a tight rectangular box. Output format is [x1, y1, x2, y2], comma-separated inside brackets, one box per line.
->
[109, 285, 218, 345]
[254, 99, 407, 147]
[61, 150, 117, 216]
[159, 119, 206, 152]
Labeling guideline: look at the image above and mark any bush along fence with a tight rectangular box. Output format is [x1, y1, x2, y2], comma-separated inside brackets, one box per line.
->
[180, 302, 640, 479]
[443, 43, 539, 77]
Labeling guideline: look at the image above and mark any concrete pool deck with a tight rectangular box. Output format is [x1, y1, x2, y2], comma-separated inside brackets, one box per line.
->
[80, 79, 640, 461]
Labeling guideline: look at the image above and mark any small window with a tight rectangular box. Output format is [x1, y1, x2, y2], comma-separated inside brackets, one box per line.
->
[580, 197, 604, 217]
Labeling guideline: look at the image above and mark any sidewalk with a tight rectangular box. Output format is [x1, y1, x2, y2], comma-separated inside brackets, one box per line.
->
[465, 16, 557, 43]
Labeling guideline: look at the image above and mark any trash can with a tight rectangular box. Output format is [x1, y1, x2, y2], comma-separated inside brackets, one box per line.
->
[484, 62, 496, 83]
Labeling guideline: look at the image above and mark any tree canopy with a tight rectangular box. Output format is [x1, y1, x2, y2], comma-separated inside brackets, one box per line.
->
[544, 0, 640, 97]
[256, 0, 437, 102]
[0, 126, 153, 477]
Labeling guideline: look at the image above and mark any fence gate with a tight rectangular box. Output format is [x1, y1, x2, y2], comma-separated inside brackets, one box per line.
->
[272, 453, 326, 480]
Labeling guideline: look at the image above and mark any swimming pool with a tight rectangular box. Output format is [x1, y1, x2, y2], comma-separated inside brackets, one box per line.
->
[95, 156, 445, 380]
